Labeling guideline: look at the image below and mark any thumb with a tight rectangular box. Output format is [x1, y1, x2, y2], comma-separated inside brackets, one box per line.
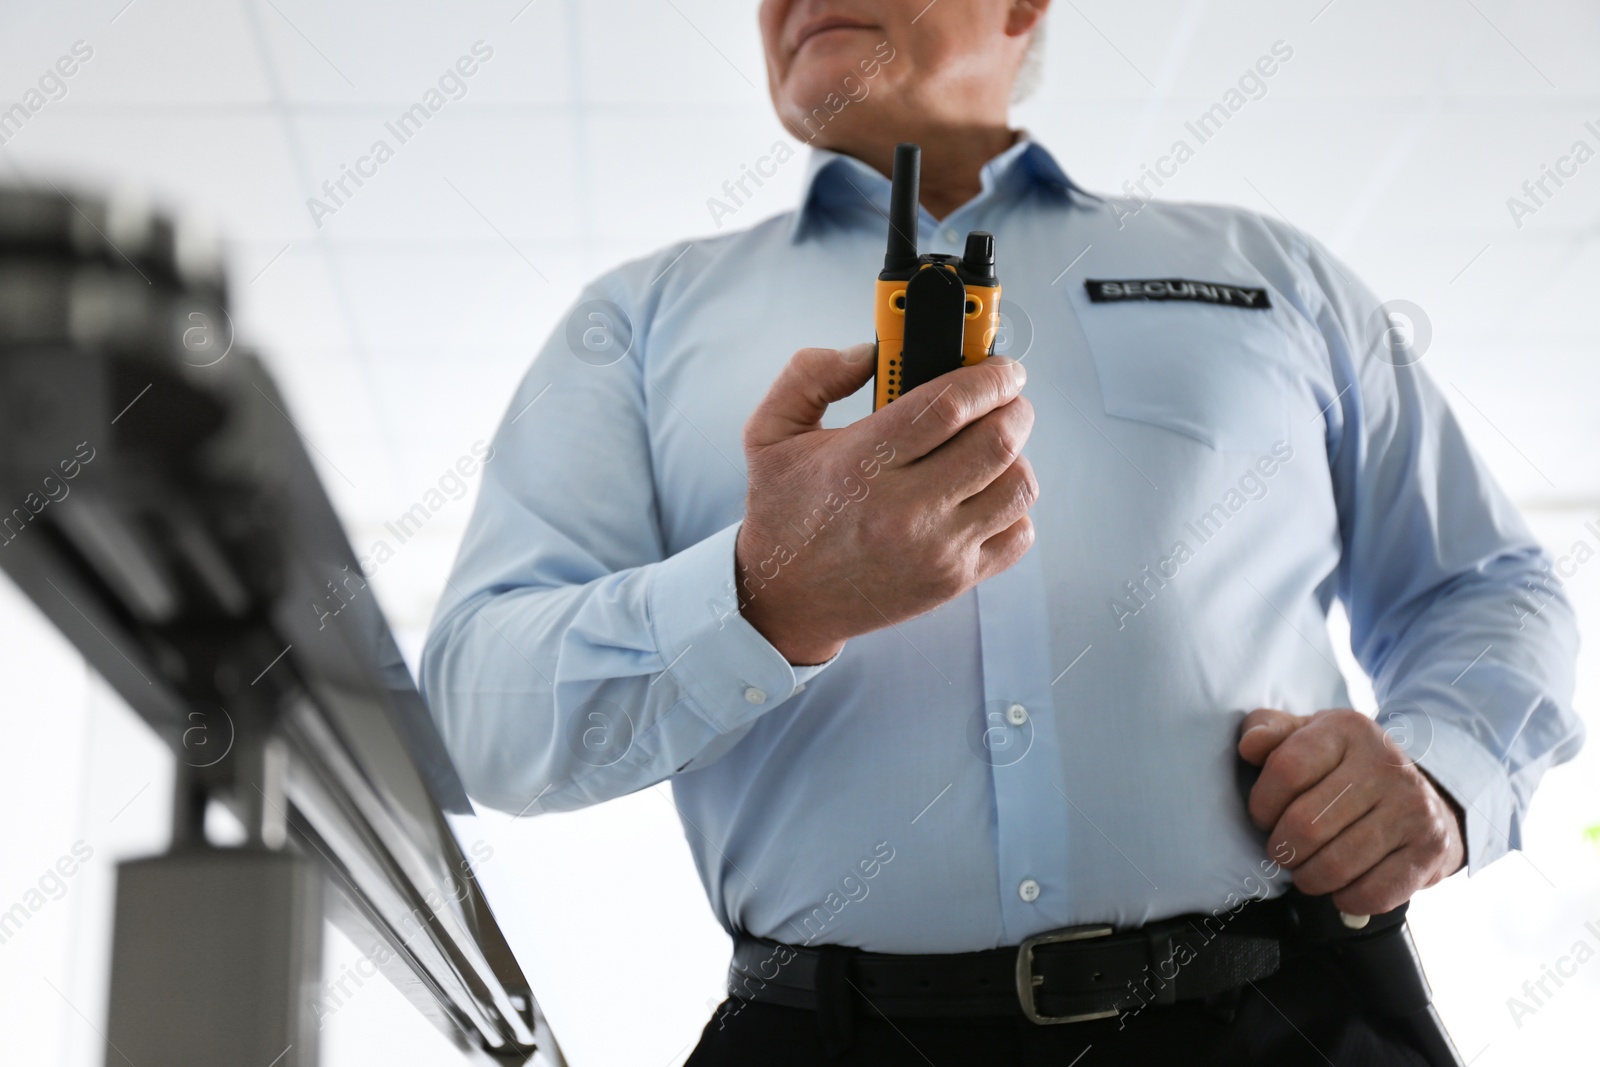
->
[744, 343, 877, 447]
[1237, 707, 1309, 766]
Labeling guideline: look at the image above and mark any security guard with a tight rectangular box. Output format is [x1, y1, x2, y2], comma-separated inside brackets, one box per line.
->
[421, 2, 1582, 1064]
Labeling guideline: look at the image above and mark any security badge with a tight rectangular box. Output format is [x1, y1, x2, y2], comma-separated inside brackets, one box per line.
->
[1085, 278, 1271, 310]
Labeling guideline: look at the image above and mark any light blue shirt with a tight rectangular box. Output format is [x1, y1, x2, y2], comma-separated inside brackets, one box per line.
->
[421, 135, 1582, 953]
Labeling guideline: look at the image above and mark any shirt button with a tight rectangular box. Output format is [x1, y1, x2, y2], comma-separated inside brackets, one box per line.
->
[1018, 878, 1041, 903]
[793, 683, 806, 694]
[941, 227, 958, 243]
[744, 686, 767, 705]
[1006, 703, 1029, 726]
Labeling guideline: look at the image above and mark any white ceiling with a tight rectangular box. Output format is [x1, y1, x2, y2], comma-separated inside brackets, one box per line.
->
[1, 0, 1597, 630]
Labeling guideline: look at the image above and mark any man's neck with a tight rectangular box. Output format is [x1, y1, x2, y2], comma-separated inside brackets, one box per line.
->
[842, 125, 1019, 221]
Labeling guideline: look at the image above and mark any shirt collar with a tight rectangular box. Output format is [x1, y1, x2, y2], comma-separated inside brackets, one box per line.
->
[787, 131, 1096, 243]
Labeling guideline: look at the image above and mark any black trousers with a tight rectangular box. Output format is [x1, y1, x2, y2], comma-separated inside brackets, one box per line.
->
[685, 945, 1431, 1067]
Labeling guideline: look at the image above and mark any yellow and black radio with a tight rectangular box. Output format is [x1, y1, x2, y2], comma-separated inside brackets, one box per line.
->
[873, 142, 1002, 411]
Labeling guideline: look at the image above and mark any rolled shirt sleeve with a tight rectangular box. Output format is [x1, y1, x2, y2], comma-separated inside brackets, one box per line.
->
[1302, 236, 1584, 873]
[420, 272, 835, 816]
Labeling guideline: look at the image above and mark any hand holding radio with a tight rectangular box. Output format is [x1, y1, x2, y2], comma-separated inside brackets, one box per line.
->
[736, 142, 1034, 666]
[736, 343, 1035, 667]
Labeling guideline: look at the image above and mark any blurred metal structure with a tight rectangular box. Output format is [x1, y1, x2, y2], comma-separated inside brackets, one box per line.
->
[0, 185, 563, 1066]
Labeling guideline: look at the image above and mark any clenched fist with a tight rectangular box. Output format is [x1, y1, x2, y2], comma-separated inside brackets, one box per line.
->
[1239, 707, 1467, 916]
[737, 342, 1037, 665]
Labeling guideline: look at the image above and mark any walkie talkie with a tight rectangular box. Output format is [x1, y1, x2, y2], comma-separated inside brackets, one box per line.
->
[873, 142, 1002, 411]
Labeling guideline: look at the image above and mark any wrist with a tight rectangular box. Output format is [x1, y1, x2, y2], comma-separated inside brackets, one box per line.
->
[735, 521, 844, 666]
[1418, 765, 1468, 874]
[738, 594, 844, 666]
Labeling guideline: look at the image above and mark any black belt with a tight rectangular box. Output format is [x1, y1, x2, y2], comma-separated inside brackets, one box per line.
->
[727, 890, 1409, 1025]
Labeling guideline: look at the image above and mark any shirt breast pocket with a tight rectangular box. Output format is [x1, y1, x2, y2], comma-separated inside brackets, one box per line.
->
[1072, 293, 1296, 454]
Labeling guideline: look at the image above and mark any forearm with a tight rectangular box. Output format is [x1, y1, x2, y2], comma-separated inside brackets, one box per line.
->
[422, 522, 817, 814]
[1367, 551, 1583, 872]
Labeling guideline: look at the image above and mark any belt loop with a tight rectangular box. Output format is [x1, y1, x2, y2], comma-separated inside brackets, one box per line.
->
[813, 944, 859, 1058]
[1145, 926, 1180, 1007]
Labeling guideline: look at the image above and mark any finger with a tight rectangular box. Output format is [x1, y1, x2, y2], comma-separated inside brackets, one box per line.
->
[1247, 721, 1350, 830]
[871, 357, 1027, 465]
[1279, 800, 1392, 895]
[956, 455, 1039, 542]
[1237, 707, 1308, 766]
[1330, 844, 1429, 917]
[921, 395, 1035, 502]
[1270, 772, 1382, 870]
[974, 515, 1035, 582]
[745, 343, 878, 447]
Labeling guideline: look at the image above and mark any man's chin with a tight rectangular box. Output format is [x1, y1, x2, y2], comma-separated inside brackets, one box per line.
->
[783, 40, 882, 91]
[778, 79, 879, 135]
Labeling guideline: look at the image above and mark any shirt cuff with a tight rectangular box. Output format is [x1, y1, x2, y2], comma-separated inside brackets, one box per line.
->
[1408, 715, 1520, 875]
[647, 521, 834, 732]
[791, 659, 834, 687]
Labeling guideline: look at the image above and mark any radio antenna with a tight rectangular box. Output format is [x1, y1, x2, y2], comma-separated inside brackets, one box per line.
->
[882, 143, 921, 274]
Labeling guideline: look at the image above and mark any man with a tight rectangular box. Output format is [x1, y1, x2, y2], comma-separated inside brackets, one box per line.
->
[421, 1, 1582, 1063]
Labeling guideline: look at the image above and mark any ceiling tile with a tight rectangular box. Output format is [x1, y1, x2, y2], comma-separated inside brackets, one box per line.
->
[0, 113, 313, 243]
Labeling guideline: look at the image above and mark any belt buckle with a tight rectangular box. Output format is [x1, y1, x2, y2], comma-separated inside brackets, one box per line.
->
[1015, 924, 1118, 1025]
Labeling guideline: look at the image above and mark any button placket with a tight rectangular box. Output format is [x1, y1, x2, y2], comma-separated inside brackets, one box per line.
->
[975, 548, 1073, 942]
